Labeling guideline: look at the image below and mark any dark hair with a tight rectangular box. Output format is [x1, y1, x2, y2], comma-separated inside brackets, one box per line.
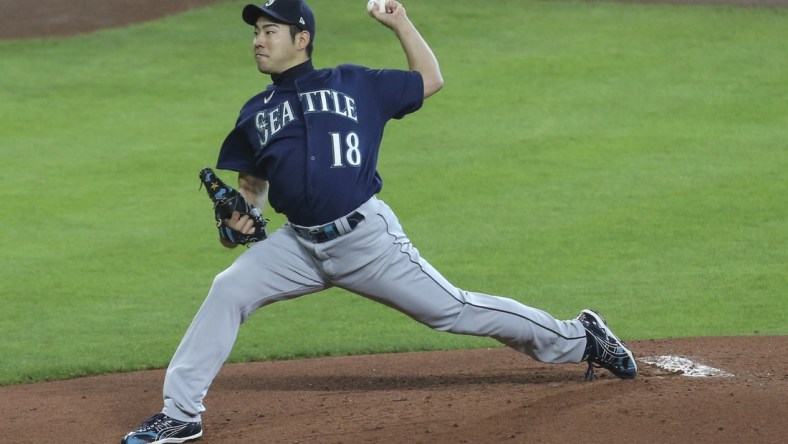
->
[289, 24, 314, 57]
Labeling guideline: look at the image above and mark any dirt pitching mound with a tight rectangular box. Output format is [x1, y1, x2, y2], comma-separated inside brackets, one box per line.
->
[1, 337, 786, 443]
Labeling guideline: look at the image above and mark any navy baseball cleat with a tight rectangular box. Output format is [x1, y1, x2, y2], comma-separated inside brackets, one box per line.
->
[578, 309, 637, 380]
[121, 413, 202, 444]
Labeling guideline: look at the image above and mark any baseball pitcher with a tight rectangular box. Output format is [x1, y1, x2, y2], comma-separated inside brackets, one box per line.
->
[122, 1, 636, 443]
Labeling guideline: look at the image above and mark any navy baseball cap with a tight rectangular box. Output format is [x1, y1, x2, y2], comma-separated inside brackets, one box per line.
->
[242, 0, 315, 40]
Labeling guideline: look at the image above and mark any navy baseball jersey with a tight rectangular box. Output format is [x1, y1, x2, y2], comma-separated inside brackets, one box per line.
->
[217, 61, 423, 226]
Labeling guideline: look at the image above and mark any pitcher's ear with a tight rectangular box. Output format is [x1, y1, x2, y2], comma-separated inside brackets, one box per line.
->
[297, 31, 311, 51]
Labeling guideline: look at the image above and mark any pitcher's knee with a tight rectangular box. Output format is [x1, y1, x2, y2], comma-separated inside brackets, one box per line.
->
[205, 269, 256, 316]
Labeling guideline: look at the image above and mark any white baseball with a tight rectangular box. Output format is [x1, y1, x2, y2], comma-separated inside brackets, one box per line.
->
[367, 0, 386, 15]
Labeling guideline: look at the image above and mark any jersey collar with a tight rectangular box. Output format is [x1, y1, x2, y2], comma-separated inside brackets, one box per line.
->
[271, 60, 315, 86]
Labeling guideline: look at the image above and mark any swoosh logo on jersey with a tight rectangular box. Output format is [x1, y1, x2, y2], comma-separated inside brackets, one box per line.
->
[264, 90, 275, 104]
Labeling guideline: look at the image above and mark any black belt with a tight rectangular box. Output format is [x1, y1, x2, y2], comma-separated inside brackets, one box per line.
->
[290, 212, 365, 243]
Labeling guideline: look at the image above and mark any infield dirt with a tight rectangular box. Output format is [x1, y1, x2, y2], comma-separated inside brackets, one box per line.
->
[1, 337, 786, 443]
[1, 1, 785, 443]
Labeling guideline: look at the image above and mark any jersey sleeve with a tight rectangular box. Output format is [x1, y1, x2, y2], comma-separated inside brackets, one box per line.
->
[365, 68, 424, 120]
[216, 115, 260, 176]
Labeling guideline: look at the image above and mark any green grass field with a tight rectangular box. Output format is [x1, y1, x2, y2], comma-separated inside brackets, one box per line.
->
[0, 0, 786, 385]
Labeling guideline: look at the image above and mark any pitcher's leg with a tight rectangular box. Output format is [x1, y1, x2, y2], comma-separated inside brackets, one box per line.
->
[163, 228, 326, 422]
[345, 250, 586, 363]
[333, 200, 586, 364]
[446, 289, 586, 363]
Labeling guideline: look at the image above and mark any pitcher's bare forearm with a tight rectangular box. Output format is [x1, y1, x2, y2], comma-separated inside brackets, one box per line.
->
[371, 1, 444, 98]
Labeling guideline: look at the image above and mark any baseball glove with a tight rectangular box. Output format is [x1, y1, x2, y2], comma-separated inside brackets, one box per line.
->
[199, 167, 267, 246]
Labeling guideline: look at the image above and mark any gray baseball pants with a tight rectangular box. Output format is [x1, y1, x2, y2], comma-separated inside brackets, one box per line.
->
[162, 196, 588, 422]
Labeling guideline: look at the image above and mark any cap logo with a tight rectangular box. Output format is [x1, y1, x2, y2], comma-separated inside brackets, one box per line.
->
[299, 17, 306, 26]
[264, 0, 275, 6]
